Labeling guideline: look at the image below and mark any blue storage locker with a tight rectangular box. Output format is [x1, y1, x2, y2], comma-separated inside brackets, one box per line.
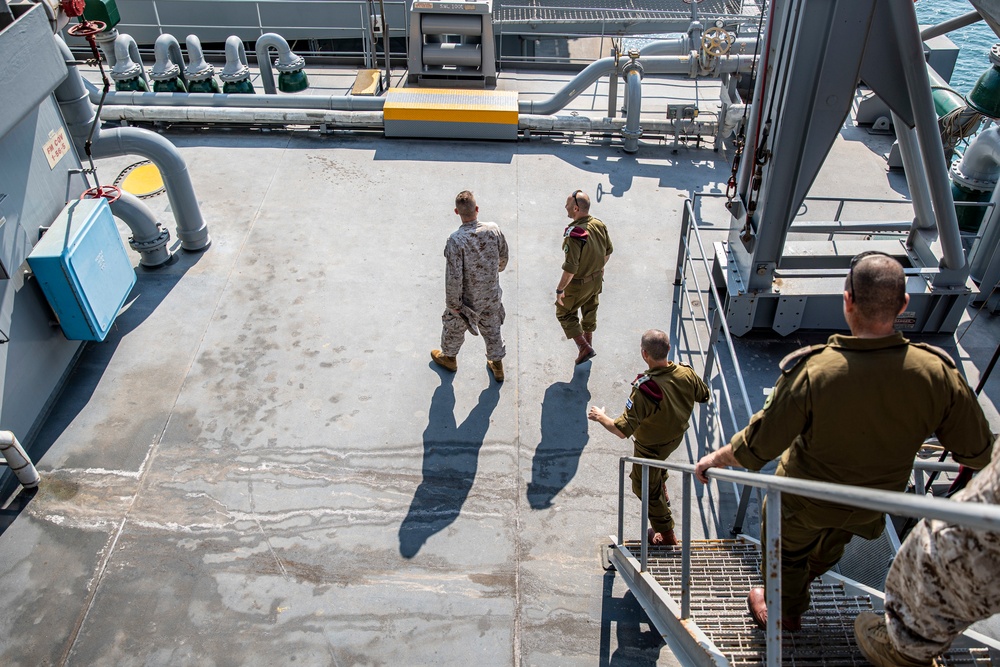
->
[27, 198, 137, 341]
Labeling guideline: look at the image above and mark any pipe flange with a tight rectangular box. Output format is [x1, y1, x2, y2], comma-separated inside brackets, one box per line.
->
[950, 163, 998, 192]
[150, 62, 182, 81]
[219, 65, 251, 82]
[621, 59, 644, 77]
[621, 127, 643, 140]
[111, 61, 143, 81]
[185, 64, 216, 82]
[275, 55, 306, 73]
[130, 228, 171, 252]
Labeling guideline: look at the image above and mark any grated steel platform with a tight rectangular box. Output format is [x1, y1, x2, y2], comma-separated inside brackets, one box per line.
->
[495, 0, 746, 23]
[621, 538, 992, 666]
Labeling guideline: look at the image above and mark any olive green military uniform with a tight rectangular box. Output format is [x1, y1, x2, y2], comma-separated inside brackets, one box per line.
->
[730, 333, 993, 618]
[614, 363, 711, 534]
[556, 215, 613, 339]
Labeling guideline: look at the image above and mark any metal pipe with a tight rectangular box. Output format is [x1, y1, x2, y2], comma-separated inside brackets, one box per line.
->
[150, 33, 186, 86]
[920, 9, 981, 41]
[54, 36, 211, 253]
[97, 104, 720, 138]
[889, 0, 968, 271]
[184, 34, 216, 84]
[255, 32, 305, 95]
[221, 35, 250, 81]
[95, 27, 118, 67]
[622, 59, 643, 153]
[0, 431, 39, 489]
[89, 80, 385, 111]
[640, 34, 759, 57]
[623, 457, 1000, 532]
[111, 34, 150, 88]
[518, 54, 756, 116]
[90, 128, 210, 251]
[109, 191, 172, 267]
[893, 111, 937, 230]
[951, 124, 1000, 189]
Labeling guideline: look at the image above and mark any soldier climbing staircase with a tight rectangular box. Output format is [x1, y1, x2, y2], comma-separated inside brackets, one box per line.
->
[608, 537, 994, 666]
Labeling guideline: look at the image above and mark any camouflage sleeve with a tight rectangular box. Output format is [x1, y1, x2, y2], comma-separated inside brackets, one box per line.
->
[935, 369, 993, 469]
[562, 237, 582, 274]
[613, 388, 655, 438]
[497, 229, 509, 273]
[729, 367, 809, 471]
[444, 237, 463, 310]
[884, 438, 1000, 660]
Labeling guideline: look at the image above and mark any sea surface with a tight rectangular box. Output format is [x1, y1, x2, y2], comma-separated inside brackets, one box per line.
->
[916, 0, 997, 94]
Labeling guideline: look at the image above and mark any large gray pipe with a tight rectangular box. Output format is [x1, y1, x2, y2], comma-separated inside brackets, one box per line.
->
[622, 61, 643, 154]
[256, 33, 305, 95]
[110, 191, 172, 267]
[639, 35, 759, 56]
[920, 10, 981, 41]
[149, 33, 186, 86]
[890, 0, 967, 273]
[951, 125, 1000, 187]
[54, 36, 210, 252]
[519, 54, 756, 115]
[88, 81, 386, 111]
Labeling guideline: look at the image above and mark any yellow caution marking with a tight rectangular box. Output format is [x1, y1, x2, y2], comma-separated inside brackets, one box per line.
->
[383, 88, 518, 125]
[118, 162, 165, 197]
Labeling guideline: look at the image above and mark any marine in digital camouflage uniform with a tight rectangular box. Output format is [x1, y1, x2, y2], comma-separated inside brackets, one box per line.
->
[694, 252, 993, 630]
[854, 436, 1000, 667]
[555, 190, 613, 365]
[431, 191, 509, 382]
[589, 329, 710, 544]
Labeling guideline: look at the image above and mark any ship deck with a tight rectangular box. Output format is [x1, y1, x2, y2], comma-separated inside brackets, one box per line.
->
[2, 64, 999, 665]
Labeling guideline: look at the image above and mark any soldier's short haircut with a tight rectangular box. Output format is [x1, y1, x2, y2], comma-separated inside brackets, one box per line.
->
[456, 190, 477, 216]
[845, 254, 906, 323]
[641, 329, 671, 361]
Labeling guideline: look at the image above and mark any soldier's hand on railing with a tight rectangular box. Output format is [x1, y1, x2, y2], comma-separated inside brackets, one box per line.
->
[695, 444, 740, 484]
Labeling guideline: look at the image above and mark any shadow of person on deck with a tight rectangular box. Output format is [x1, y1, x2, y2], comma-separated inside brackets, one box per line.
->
[398, 369, 500, 559]
[526, 364, 591, 509]
[598, 570, 663, 666]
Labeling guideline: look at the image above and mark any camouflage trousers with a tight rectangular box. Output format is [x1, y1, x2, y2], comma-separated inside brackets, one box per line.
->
[555, 278, 602, 339]
[630, 436, 684, 534]
[884, 453, 1000, 661]
[441, 304, 505, 360]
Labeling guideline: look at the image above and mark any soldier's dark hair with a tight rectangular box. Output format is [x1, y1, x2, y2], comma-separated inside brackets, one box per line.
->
[456, 190, 477, 216]
[845, 253, 906, 323]
[641, 329, 671, 361]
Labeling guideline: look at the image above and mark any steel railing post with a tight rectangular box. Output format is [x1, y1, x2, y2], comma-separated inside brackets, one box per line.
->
[681, 470, 692, 619]
[765, 489, 782, 667]
[640, 464, 649, 571]
[618, 457, 626, 545]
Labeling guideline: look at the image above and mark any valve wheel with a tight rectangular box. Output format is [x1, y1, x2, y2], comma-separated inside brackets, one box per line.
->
[67, 20, 107, 37]
[81, 185, 122, 203]
[701, 26, 733, 57]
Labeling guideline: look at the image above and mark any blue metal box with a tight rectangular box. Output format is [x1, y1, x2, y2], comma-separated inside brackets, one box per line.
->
[27, 198, 136, 341]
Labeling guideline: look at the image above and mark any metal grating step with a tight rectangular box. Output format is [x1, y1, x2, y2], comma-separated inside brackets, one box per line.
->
[621, 538, 991, 666]
[494, 0, 745, 23]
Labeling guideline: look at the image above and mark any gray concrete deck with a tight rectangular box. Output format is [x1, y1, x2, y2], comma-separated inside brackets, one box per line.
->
[2, 65, 999, 666]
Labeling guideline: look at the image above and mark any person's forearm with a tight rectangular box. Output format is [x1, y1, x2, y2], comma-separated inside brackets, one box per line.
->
[596, 413, 626, 439]
[556, 270, 574, 292]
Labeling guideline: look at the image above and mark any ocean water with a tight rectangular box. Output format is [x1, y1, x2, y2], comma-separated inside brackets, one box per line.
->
[915, 0, 998, 94]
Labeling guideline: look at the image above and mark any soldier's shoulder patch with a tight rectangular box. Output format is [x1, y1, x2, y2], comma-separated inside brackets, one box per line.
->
[625, 398, 633, 410]
[778, 344, 826, 372]
[632, 374, 664, 402]
[569, 227, 589, 241]
[563, 226, 573, 238]
[909, 342, 957, 368]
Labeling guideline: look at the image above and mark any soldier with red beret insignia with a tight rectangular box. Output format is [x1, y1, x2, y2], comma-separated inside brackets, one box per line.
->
[589, 329, 710, 545]
[555, 190, 613, 364]
[694, 251, 993, 634]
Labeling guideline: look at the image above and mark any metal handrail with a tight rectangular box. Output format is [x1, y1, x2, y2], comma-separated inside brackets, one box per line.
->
[617, 455, 1000, 667]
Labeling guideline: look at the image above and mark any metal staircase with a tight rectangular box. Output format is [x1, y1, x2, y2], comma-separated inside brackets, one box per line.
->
[613, 537, 992, 666]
